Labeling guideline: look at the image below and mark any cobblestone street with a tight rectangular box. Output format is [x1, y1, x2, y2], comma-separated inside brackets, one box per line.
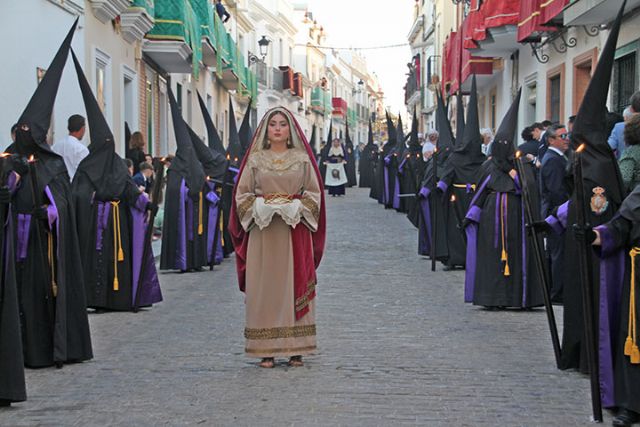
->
[1, 188, 608, 426]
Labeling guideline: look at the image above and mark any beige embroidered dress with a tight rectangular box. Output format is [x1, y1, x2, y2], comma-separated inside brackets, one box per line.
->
[235, 149, 321, 357]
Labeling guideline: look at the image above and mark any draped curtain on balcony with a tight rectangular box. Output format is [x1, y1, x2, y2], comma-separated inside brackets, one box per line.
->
[442, 27, 492, 96]
[517, 0, 569, 42]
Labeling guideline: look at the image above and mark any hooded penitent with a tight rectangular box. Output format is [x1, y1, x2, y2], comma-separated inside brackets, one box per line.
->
[403, 108, 426, 227]
[71, 49, 161, 311]
[382, 111, 398, 207]
[463, 88, 543, 309]
[238, 100, 253, 157]
[549, 2, 627, 406]
[197, 91, 225, 156]
[416, 93, 454, 258]
[160, 88, 208, 271]
[344, 119, 357, 187]
[319, 120, 333, 181]
[436, 76, 486, 268]
[9, 19, 93, 368]
[360, 119, 377, 189]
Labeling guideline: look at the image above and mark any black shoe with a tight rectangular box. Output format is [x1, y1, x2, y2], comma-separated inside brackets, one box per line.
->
[613, 408, 640, 427]
[0, 399, 10, 407]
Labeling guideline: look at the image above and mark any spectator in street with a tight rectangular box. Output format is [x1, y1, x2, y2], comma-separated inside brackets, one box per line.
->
[423, 130, 438, 159]
[539, 124, 570, 303]
[124, 158, 134, 176]
[230, 107, 325, 369]
[52, 114, 89, 180]
[480, 128, 493, 156]
[517, 126, 538, 157]
[567, 115, 576, 135]
[133, 161, 154, 194]
[127, 131, 146, 175]
[608, 107, 634, 159]
[216, 0, 231, 23]
[618, 114, 640, 192]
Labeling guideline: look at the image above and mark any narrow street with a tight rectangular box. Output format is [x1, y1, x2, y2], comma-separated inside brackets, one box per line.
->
[1, 188, 604, 426]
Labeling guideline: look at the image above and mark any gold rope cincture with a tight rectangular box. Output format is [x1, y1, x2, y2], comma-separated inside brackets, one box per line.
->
[198, 191, 204, 235]
[47, 230, 58, 298]
[626, 247, 640, 364]
[500, 194, 510, 277]
[111, 201, 124, 291]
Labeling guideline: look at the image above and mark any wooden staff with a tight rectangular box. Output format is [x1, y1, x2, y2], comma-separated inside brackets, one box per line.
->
[431, 148, 438, 272]
[515, 152, 561, 367]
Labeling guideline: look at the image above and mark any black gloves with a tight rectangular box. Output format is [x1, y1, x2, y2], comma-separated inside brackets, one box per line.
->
[572, 223, 597, 244]
[459, 218, 471, 229]
[8, 154, 29, 177]
[146, 202, 159, 216]
[527, 220, 551, 233]
[32, 206, 48, 221]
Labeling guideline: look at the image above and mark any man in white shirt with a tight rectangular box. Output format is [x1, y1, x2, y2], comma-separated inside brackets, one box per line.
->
[52, 114, 89, 180]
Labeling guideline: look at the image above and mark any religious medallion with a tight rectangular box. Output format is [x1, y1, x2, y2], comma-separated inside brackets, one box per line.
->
[590, 186, 608, 215]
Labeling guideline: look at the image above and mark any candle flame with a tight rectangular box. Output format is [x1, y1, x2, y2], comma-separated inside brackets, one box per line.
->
[450, 194, 456, 202]
[226, 154, 230, 160]
[577, 143, 586, 153]
[0, 152, 9, 158]
[28, 155, 35, 163]
[434, 147, 438, 153]
[515, 150, 522, 159]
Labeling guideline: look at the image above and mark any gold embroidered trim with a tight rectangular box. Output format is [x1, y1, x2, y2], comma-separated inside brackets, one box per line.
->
[244, 324, 316, 340]
[245, 345, 317, 355]
[237, 194, 256, 219]
[295, 280, 317, 312]
[301, 195, 319, 221]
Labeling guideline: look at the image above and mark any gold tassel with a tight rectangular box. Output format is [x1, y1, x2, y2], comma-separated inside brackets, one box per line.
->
[111, 201, 123, 291]
[113, 277, 119, 291]
[198, 191, 204, 235]
[625, 336, 633, 356]
[219, 209, 225, 246]
[504, 263, 511, 277]
[500, 195, 510, 276]
[501, 249, 507, 262]
[632, 345, 640, 364]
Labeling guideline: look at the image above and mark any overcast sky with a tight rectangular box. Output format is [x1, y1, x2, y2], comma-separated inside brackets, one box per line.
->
[303, 0, 414, 114]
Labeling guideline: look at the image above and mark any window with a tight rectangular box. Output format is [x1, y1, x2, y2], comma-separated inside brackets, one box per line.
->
[573, 48, 598, 115]
[176, 83, 182, 110]
[94, 48, 111, 122]
[122, 65, 137, 155]
[146, 77, 153, 154]
[613, 52, 637, 114]
[158, 76, 168, 157]
[489, 89, 497, 132]
[186, 89, 192, 125]
[546, 64, 565, 124]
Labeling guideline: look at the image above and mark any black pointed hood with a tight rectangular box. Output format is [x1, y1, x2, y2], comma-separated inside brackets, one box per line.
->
[408, 107, 421, 154]
[309, 124, 317, 156]
[435, 91, 454, 162]
[226, 98, 243, 166]
[197, 91, 225, 155]
[345, 119, 354, 150]
[186, 123, 226, 181]
[71, 49, 128, 198]
[383, 111, 397, 156]
[457, 76, 483, 158]
[13, 18, 78, 162]
[455, 91, 465, 144]
[396, 114, 405, 144]
[491, 88, 521, 173]
[571, 0, 626, 206]
[168, 88, 205, 197]
[367, 119, 374, 146]
[238, 101, 253, 155]
[320, 121, 333, 159]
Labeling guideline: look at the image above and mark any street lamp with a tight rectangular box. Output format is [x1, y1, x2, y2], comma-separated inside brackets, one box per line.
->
[248, 35, 271, 64]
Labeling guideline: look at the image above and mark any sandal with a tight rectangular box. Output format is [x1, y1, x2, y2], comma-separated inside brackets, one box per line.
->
[288, 356, 304, 367]
[259, 358, 274, 368]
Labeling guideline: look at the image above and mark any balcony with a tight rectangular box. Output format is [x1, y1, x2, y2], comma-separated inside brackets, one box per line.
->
[143, 0, 200, 74]
[311, 87, 326, 114]
[465, 0, 520, 57]
[89, 0, 130, 24]
[191, 0, 217, 67]
[564, 0, 640, 26]
[404, 69, 421, 106]
[332, 97, 347, 119]
[220, 33, 239, 90]
[407, 15, 424, 43]
[120, 0, 155, 44]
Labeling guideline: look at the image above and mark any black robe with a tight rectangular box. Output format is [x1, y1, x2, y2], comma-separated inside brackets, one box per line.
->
[10, 155, 93, 368]
[595, 188, 640, 411]
[0, 172, 26, 404]
[345, 142, 357, 187]
[416, 157, 448, 259]
[464, 161, 544, 308]
[359, 144, 376, 188]
[160, 171, 209, 271]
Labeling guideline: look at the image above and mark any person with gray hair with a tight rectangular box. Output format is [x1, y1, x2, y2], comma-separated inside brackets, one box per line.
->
[422, 130, 438, 160]
[608, 106, 636, 159]
[480, 128, 494, 156]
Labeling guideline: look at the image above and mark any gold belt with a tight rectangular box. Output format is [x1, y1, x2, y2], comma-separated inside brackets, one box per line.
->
[626, 247, 640, 363]
[453, 183, 476, 191]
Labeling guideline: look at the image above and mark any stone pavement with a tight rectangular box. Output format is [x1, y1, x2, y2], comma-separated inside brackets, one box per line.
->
[1, 188, 609, 426]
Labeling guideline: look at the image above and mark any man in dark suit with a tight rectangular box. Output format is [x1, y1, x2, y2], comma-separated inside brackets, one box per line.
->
[517, 126, 539, 156]
[539, 124, 569, 302]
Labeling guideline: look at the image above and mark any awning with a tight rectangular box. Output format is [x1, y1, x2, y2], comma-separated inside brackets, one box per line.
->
[517, 0, 568, 42]
[442, 27, 493, 97]
[564, 0, 640, 26]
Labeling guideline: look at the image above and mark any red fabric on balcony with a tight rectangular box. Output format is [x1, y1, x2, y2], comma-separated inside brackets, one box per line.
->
[332, 97, 347, 116]
[293, 72, 303, 98]
[279, 66, 294, 93]
[517, 0, 567, 42]
[442, 27, 493, 97]
[541, 0, 569, 23]
[464, 0, 520, 48]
